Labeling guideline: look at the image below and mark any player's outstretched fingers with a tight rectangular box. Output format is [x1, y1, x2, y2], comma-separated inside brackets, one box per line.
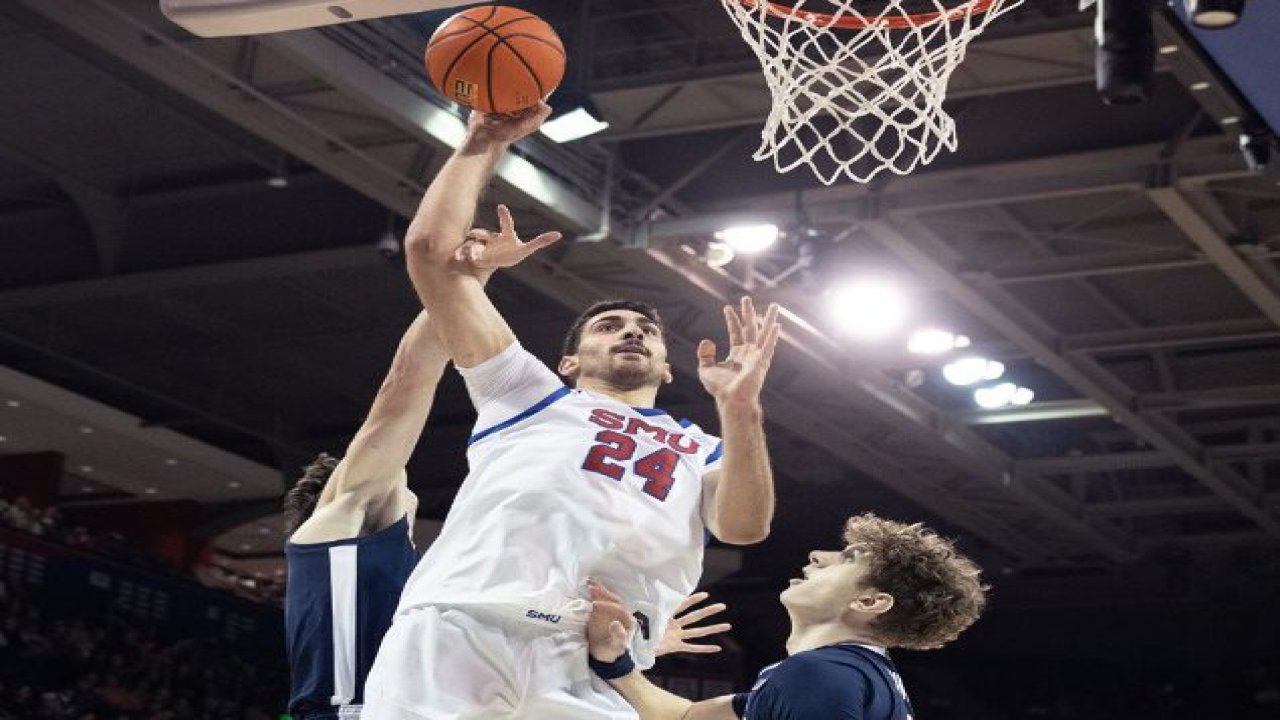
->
[677, 602, 729, 627]
[680, 622, 733, 640]
[723, 304, 744, 347]
[525, 231, 563, 255]
[740, 297, 759, 343]
[697, 339, 717, 368]
[672, 591, 711, 616]
[496, 204, 516, 236]
[586, 578, 626, 605]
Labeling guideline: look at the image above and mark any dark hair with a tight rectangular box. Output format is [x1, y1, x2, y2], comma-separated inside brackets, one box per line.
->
[560, 299, 665, 359]
[283, 453, 339, 534]
[843, 513, 989, 650]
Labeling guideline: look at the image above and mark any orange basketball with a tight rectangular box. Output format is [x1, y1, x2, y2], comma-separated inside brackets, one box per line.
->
[425, 5, 565, 115]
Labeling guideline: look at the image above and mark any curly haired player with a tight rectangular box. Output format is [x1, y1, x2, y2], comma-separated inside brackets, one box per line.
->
[586, 514, 989, 720]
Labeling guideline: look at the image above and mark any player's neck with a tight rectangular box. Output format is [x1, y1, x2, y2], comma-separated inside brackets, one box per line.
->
[576, 377, 660, 408]
[785, 619, 881, 656]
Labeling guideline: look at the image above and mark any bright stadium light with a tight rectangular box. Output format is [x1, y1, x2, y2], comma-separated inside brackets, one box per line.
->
[827, 279, 909, 339]
[907, 329, 970, 355]
[974, 383, 1036, 410]
[714, 224, 780, 253]
[942, 357, 1005, 386]
[1185, 0, 1246, 29]
[541, 106, 610, 143]
[705, 241, 736, 269]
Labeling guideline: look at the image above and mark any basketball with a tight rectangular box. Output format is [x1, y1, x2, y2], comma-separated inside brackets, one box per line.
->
[425, 5, 565, 115]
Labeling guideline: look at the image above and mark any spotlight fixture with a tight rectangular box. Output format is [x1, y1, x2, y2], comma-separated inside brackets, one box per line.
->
[1094, 0, 1156, 105]
[705, 241, 736, 269]
[541, 105, 610, 143]
[1184, 0, 1246, 29]
[942, 357, 1005, 387]
[907, 329, 971, 355]
[714, 224, 780, 254]
[1239, 130, 1273, 173]
[973, 383, 1036, 410]
[827, 279, 909, 339]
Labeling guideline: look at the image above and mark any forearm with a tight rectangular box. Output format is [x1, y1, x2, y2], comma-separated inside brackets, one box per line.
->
[713, 400, 774, 544]
[607, 672, 694, 720]
[404, 136, 509, 263]
[331, 312, 449, 495]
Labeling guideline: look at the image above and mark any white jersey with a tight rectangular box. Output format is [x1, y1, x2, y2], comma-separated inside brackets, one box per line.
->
[396, 342, 722, 666]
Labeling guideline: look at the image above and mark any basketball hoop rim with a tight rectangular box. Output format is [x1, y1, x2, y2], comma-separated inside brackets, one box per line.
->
[737, 0, 1004, 29]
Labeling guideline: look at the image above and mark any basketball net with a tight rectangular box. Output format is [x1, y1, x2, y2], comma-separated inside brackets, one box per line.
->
[721, 0, 1024, 184]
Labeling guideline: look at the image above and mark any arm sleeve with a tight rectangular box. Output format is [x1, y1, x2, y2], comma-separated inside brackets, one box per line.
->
[749, 657, 867, 720]
[457, 342, 566, 436]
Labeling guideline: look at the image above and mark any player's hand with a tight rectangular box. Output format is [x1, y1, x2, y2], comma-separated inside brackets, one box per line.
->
[586, 579, 634, 663]
[697, 297, 781, 408]
[655, 591, 731, 657]
[455, 204, 561, 273]
[465, 102, 552, 146]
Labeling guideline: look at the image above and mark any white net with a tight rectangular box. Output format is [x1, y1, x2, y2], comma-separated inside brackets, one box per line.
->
[719, 0, 1024, 184]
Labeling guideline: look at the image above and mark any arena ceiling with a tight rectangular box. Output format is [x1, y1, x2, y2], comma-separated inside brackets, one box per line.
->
[2, 0, 1280, 612]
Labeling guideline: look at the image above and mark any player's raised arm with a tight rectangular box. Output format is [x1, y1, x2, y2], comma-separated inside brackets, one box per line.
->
[290, 225, 553, 544]
[699, 297, 781, 545]
[289, 310, 448, 543]
[403, 105, 561, 369]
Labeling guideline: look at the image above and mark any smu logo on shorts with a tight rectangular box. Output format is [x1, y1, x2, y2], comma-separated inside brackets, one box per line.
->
[525, 610, 562, 624]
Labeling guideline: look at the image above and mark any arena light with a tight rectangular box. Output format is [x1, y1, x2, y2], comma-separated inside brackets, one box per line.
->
[1185, 0, 1246, 29]
[942, 357, 1005, 386]
[541, 106, 610, 143]
[827, 279, 909, 339]
[705, 241, 736, 269]
[715, 224, 780, 254]
[1239, 131, 1272, 172]
[907, 329, 970, 355]
[973, 383, 1036, 410]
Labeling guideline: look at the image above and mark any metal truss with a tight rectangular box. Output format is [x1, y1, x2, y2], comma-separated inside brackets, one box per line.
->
[13, 0, 1137, 565]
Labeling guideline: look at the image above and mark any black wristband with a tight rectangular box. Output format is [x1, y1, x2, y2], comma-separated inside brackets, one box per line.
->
[588, 650, 636, 680]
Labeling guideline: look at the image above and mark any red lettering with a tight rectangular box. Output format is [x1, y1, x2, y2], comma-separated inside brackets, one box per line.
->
[588, 408, 626, 430]
[624, 418, 669, 443]
[666, 433, 700, 454]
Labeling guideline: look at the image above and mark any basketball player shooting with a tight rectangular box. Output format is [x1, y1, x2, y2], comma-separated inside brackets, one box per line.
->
[282, 168, 735, 720]
[585, 515, 990, 720]
[361, 104, 780, 719]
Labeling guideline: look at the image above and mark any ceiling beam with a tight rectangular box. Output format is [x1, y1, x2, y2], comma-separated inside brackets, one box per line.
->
[18, 0, 1130, 562]
[1147, 184, 1280, 328]
[867, 214, 1280, 538]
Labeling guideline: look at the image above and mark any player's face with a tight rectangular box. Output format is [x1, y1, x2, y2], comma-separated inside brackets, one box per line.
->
[561, 310, 672, 390]
[780, 545, 885, 622]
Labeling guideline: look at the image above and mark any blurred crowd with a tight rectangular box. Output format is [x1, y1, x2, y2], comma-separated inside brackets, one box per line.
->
[0, 581, 284, 720]
[196, 564, 285, 606]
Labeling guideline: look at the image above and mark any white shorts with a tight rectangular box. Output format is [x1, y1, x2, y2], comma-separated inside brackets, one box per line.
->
[362, 602, 638, 720]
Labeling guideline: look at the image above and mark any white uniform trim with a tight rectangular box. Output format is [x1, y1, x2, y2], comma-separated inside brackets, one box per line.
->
[328, 544, 359, 706]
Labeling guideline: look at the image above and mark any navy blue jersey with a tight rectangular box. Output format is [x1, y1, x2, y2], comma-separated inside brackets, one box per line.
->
[732, 644, 914, 720]
[285, 516, 418, 719]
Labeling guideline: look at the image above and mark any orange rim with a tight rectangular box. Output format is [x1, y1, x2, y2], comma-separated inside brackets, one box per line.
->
[738, 0, 1003, 30]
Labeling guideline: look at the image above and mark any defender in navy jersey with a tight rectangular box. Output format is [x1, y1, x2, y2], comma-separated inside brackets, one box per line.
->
[282, 310, 448, 720]
[585, 514, 989, 720]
